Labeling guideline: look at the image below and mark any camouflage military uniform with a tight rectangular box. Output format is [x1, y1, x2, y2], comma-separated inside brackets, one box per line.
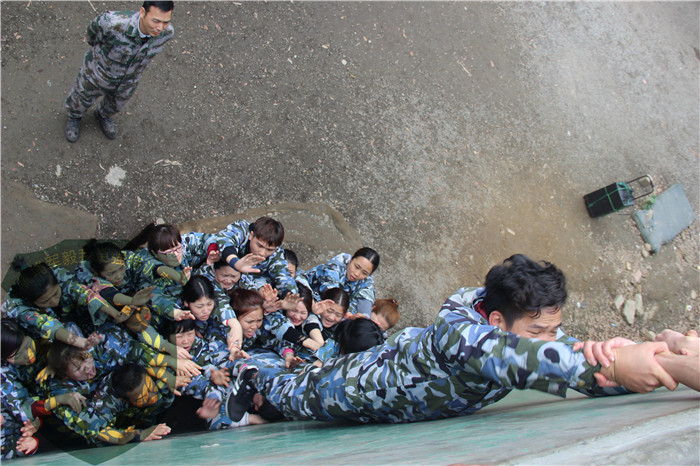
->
[2, 266, 108, 342]
[247, 287, 627, 423]
[194, 264, 238, 320]
[65, 10, 174, 119]
[297, 253, 375, 316]
[213, 220, 298, 297]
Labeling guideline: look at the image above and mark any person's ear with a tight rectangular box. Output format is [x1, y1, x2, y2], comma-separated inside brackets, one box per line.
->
[247, 231, 254, 242]
[140, 7, 146, 19]
[488, 311, 507, 331]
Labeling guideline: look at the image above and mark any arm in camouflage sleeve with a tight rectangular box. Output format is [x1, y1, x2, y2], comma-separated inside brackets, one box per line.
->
[86, 13, 105, 47]
[265, 250, 298, 298]
[180, 231, 218, 269]
[2, 299, 66, 342]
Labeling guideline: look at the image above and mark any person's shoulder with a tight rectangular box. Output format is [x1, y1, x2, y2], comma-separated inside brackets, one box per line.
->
[96, 10, 138, 26]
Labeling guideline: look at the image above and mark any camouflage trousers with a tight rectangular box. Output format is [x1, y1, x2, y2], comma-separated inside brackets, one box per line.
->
[65, 67, 141, 119]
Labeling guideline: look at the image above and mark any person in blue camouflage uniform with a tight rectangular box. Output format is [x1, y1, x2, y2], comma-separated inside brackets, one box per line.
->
[64, 1, 174, 142]
[2, 262, 109, 350]
[1, 320, 86, 459]
[214, 217, 298, 298]
[45, 362, 174, 445]
[296, 247, 379, 317]
[229, 255, 677, 424]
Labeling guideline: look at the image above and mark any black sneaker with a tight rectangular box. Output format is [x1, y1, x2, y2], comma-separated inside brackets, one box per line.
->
[64, 117, 82, 142]
[95, 109, 117, 139]
[225, 365, 258, 422]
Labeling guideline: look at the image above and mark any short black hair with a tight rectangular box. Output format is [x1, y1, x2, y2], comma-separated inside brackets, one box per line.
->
[143, 1, 174, 13]
[336, 318, 384, 355]
[284, 249, 299, 268]
[1, 319, 26, 362]
[110, 363, 146, 400]
[483, 254, 567, 326]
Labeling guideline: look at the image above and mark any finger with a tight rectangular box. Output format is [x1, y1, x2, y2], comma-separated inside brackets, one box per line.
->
[593, 372, 620, 388]
[654, 366, 679, 391]
[686, 330, 699, 337]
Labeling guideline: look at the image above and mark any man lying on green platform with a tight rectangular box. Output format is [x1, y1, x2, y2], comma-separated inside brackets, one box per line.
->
[226, 254, 699, 424]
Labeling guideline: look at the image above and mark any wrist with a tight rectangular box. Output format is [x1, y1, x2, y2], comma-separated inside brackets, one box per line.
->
[228, 256, 240, 271]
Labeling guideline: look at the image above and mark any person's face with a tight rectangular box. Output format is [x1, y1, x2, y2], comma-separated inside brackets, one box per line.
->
[370, 312, 390, 332]
[214, 265, 241, 290]
[321, 303, 344, 328]
[139, 5, 172, 37]
[169, 329, 196, 353]
[347, 257, 373, 282]
[6, 337, 37, 366]
[239, 307, 264, 339]
[492, 306, 562, 342]
[126, 374, 159, 407]
[33, 284, 61, 309]
[287, 263, 297, 278]
[153, 242, 184, 268]
[185, 296, 215, 321]
[247, 233, 277, 259]
[65, 352, 96, 381]
[286, 302, 308, 326]
[100, 259, 126, 286]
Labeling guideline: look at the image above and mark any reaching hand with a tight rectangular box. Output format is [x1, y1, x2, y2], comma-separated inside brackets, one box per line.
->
[206, 249, 221, 266]
[229, 348, 251, 361]
[196, 398, 222, 420]
[141, 423, 171, 442]
[131, 286, 155, 306]
[281, 293, 301, 311]
[173, 309, 195, 321]
[573, 337, 636, 368]
[210, 368, 231, 387]
[176, 359, 202, 377]
[234, 253, 265, 274]
[597, 341, 678, 393]
[15, 435, 38, 455]
[654, 329, 700, 356]
[312, 299, 335, 316]
[54, 392, 87, 412]
[258, 283, 278, 302]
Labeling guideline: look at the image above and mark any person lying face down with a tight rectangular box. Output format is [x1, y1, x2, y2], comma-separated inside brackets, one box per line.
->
[226, 254, 691, 425]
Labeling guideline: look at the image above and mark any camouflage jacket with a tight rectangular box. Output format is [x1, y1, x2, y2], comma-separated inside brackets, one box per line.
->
[297, 253, 375, 315]
[254, 287, 627, 423]
[213, 220, 298, 297]
[82, 10, 173, 83]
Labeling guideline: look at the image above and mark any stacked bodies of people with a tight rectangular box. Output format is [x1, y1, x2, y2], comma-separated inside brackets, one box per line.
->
[1, 217, 698, 460]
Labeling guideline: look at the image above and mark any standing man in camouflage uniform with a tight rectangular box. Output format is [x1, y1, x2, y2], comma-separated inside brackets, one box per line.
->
[64, 1, 174, 142]
[226, 254, 682, 424]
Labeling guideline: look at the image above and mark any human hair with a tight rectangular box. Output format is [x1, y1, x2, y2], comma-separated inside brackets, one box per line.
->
[1, 319, 26, 363]
[213, 258, 231, 270]
[352, 247, 380, 272]
[250, 217, 284, 247]
[143, 1, 174, 13]
[230, 289, 264, 319]
[335, 318, 384, 355]
[482, 254, 567, 326]
[124, 222, 180, 253]
[9, 261, 58, 302]
[181, 275, 216, 304]
[320, 288, 350, 311]
[111, 363, 146, 400]
[372, 299, 400, 328]
[166, 317, 196, 336]
[284, 249, 298, 269]
[83, 240, 124, 274]
[295, 283, 313, 314]
[47, 341, 88, 379]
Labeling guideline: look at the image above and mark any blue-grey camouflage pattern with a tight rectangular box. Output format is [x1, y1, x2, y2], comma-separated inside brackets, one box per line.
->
[297, 253, 375, 316]
[247, 287, 628, 423]
[213, 221, 298, 297]
[65, 10, 174, 119]
[1, 266, 105, 342]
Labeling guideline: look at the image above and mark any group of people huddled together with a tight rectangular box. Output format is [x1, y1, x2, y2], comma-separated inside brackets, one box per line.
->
[1, 217, 400, 459]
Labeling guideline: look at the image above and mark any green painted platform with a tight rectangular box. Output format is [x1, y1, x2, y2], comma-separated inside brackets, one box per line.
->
[13, 387, 700, 465]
